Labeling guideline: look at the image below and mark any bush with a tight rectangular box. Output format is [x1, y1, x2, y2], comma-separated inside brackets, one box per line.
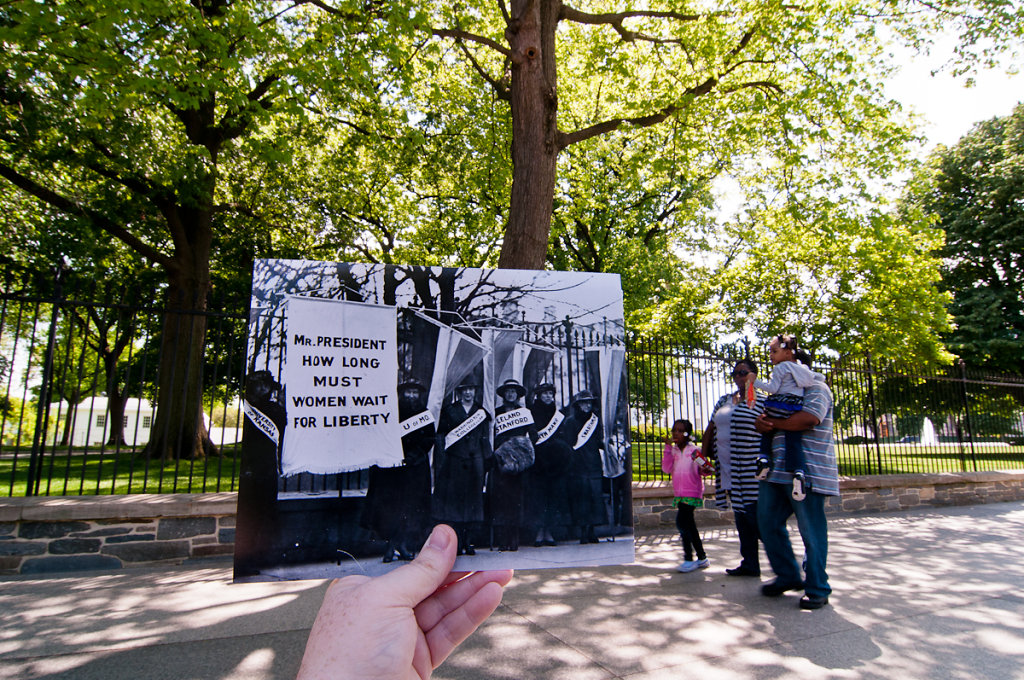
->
[630, 425, 703, 444]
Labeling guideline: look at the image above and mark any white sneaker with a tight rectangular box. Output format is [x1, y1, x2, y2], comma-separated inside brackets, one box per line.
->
[755, 457, 771, 480]
[677, 558, 710, 573]
[792, 471, 807, 501]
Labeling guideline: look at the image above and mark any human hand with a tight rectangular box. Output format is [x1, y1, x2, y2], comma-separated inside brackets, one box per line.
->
[296, 524, 513, 680]
[754, 413, 775, 434]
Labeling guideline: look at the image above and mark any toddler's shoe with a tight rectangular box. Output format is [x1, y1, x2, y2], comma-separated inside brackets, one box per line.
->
[755, 457, 770, 480]
[792, 471, 807, 501]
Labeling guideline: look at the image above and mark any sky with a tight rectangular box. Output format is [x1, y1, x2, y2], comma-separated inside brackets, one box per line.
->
[884, 45, 1024, 151]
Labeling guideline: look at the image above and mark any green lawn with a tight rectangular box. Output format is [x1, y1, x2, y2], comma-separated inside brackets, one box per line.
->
[835, 443, 1024, 476]
[0, 445, 241, 496]
[3, 440, 1021, 496]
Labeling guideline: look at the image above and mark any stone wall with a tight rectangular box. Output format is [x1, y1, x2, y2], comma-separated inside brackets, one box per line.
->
[633, 470, 1024, 530]
[2, 471, 1023, 575]
[0, 494, 236, 575]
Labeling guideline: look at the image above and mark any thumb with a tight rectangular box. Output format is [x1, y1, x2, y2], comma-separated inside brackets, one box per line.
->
[372, 525, 458, 606]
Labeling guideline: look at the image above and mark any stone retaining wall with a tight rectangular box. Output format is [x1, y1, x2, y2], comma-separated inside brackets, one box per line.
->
[633, 470, 1024, 530]
[2, 471, 1023, 575]
[0, 494, 236, 575]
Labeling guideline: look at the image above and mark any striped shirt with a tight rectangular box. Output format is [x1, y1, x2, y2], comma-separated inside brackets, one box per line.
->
[764, 382, 839, 496]
[711, 391, 765, 510]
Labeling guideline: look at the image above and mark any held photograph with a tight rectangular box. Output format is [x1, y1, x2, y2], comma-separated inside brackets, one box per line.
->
[234, 259, 634, 582]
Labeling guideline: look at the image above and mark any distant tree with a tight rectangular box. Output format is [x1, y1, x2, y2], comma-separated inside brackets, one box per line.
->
[905, 103, 1024, 374]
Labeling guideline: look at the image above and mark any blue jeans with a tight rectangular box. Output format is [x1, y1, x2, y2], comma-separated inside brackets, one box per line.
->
[757, 480, 831, 598]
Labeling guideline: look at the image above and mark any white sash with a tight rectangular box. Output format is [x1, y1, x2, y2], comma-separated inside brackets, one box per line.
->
[444, 408, 487, 449]
[494, 407, 534, 436]
[400, 410, 435, 434]
[244, 400, 279, 445]
[573, 413, 599, 450]
[535, 410, 564, 444]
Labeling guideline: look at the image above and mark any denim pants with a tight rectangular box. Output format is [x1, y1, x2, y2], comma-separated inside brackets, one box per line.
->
[757, 480, 831, 598]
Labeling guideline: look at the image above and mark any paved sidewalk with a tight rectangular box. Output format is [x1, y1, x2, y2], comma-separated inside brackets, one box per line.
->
[3, 501, 1024, 679]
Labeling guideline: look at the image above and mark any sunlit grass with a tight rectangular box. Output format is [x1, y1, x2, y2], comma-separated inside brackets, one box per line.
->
[0, 444, 241, 496]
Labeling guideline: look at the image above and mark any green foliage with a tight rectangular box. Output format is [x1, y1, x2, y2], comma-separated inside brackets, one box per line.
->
[904, 103, 1024, 374]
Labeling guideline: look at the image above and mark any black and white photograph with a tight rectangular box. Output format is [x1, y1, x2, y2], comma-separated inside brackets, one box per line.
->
[234, 259, 634, 582]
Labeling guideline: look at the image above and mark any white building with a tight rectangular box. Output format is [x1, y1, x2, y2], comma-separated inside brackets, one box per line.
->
[60, 396, 156, 447]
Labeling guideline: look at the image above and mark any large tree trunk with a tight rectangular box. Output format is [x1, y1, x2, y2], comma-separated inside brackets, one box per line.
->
[499, 0, 561, 270]
[142, 213, 216, 461]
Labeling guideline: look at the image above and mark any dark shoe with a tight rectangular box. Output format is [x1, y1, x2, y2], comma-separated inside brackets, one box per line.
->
[382, 552, 394, 563]
[761, 580, 804, 597]
[800, 594, 829, 610]
[726, 565, 760, 577]
[544, 539, 557, 546]
[534, 540, 544, 547]
[464, 545, 476, 556]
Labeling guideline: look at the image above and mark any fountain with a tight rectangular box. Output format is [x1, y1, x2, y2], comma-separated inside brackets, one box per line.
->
[920, 417, 938, 445]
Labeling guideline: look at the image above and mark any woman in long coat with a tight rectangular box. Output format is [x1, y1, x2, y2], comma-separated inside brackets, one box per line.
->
[432, 382, 491, 555]
[560, 390, 607, 543]
[362, 381, 434, 562]
[490, 379, 536, 551]
[524, 382, 571, 546]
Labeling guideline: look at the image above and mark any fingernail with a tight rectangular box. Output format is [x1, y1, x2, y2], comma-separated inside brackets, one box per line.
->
[424, 525, 451, 552]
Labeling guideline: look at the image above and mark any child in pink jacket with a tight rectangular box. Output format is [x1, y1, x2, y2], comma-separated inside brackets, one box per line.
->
[662, 419, 712, 573]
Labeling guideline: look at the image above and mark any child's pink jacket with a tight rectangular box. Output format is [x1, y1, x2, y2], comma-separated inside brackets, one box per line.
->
[661, 442, 707, 498]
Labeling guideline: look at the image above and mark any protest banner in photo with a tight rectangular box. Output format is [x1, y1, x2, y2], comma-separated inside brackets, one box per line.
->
[280, 296, 403, 475]
[235, 259, 633, 582]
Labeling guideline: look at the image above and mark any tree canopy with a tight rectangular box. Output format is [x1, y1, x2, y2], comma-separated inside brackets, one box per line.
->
[904, 102, 1024, 373]
[0, 0, 411, 457]
[3, 0, 1024, 421]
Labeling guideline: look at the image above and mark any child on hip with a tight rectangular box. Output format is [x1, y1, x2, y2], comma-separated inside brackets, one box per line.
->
[750, 334, 822, 500]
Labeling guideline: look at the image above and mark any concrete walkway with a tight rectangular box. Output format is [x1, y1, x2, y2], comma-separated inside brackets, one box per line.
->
[3, 501, 1024, 680]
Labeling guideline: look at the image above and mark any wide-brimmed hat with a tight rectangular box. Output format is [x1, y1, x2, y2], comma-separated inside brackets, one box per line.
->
[533, 382, 556, 395]
[571, 390, 597, 405]
[454, 379, 479, 393]
[397, 380, 427, 394]
[496, 379, 527, 399]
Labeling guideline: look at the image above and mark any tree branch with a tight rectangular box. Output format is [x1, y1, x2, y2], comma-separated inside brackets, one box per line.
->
[454, 38, 511, 100]
[0, 161, 172, 267]
[558, 76, 717, 149]
[560, 3, 714, 44]
[218, 74, 280, 141]
[83, 141, 172, 209]
[432, 28, 513, 58]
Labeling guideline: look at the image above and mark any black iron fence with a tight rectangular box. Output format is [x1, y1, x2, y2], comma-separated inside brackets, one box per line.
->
[1, 273, 248, 497]
[3, 281, 1023, 497]
[628, 336, 1024, 479]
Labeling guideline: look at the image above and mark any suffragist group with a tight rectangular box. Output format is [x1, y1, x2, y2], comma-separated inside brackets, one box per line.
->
[366, 377, 612, 559]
